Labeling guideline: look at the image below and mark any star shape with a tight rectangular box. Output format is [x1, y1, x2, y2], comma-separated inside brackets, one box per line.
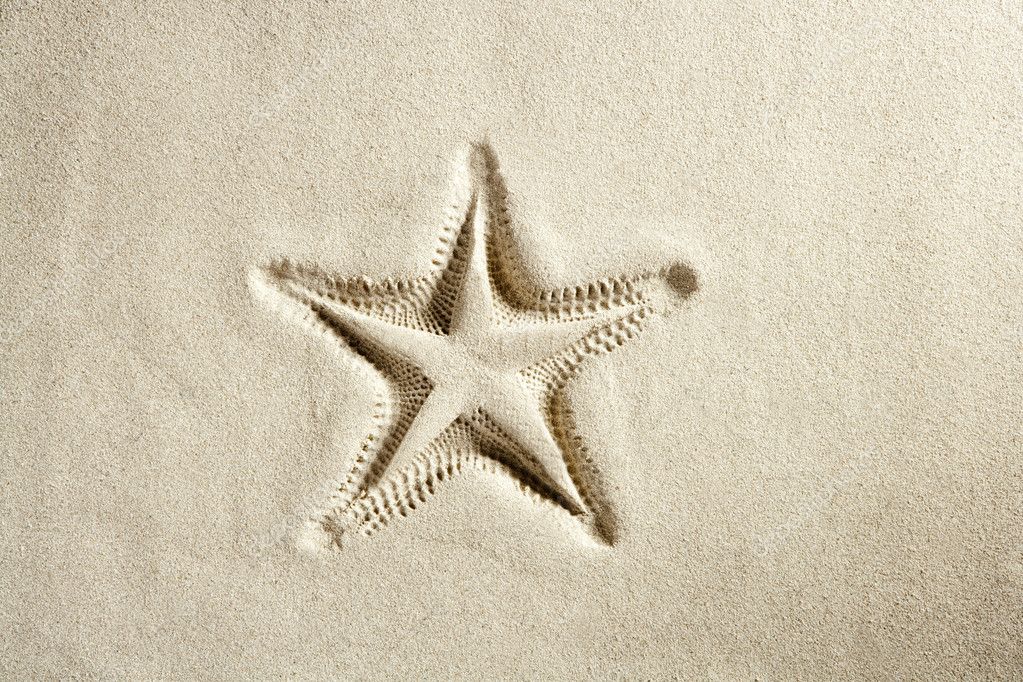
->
[252, 143, 696, 548]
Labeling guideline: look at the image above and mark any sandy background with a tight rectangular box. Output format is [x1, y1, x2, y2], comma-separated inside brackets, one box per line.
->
[2, 0, 1021, 678]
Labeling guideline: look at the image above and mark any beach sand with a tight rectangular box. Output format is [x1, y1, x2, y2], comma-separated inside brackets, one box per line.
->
[2, 1, 1021, 678]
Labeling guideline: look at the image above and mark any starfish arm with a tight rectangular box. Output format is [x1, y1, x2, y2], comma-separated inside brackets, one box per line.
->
[254, 263, 449, 366]
[417, 150, 487, 335]
[540, 389, 618, 546]
[251, 149, 486, 338]
[320, 387, 471, 540]
[318, 383, 466, 542]
[313, 301, 444, 370]
[342, 379, 594, 539]
[505, 307, 647, 369]
[445, 202, 497, 336]
[518, 305, 652, 396]
[475, 376, 588, 515]
[470, 143, 696, 326]
[255, 259, 441, 332]
[427, 146, 503, 337]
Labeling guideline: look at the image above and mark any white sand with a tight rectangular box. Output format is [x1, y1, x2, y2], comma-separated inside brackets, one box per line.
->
[2, 1, 1021, 678]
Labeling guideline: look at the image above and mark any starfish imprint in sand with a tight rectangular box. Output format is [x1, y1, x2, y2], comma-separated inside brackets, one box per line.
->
[251, 143, 698, 549]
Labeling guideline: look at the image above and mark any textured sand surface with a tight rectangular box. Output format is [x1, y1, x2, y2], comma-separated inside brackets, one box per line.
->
[2, 1, 1022, 678]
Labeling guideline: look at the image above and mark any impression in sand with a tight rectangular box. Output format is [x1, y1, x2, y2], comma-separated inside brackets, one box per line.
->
[252, 143, 698, 550]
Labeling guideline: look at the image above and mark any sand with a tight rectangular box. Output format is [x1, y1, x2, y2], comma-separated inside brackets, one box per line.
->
[2, 1, 1021, 678]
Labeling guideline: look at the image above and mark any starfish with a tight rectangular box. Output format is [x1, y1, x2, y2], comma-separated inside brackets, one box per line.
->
[251, 143, 697, 549]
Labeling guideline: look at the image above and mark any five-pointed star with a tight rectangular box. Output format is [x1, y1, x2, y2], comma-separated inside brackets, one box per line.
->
[253, 143, 695, 547]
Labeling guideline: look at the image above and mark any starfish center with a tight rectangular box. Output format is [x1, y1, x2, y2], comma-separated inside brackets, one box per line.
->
[422, 327, 525, 401]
